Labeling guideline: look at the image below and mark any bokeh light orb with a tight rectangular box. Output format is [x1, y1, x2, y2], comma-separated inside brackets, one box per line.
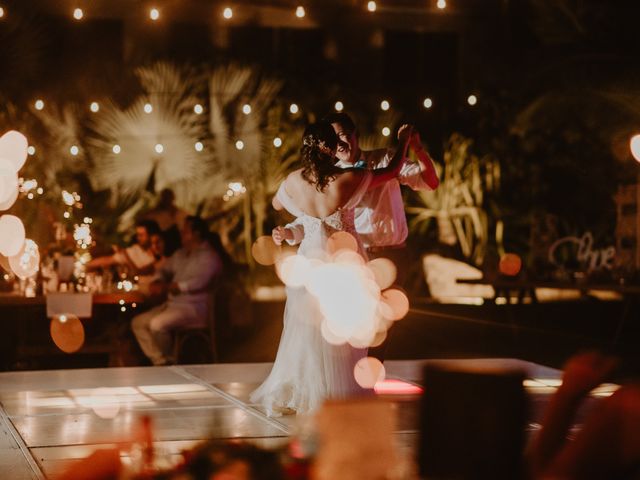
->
[0, 215, 25, 257]
[50, 314, 85, 353]
[0, 183, 18, 211]
[251, 235, 281, 266]
[354, 357, 386, 388]
[0, 163, 18, 205]
[499, 253, 522, 276]
[9, 238, 39, 279]
[0, 130, 28, 172]
[367, 257, 397, 290]
[380, 288, 410, 321]
[630, 134, 640, 162]
[327, 231, 359, 255]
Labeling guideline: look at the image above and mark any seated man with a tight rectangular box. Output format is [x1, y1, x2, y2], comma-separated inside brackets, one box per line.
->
[131, 216, 222, 366]
[87, 219, 160, 276]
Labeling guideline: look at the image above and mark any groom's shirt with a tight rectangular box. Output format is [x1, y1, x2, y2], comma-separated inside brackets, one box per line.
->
[337, 148, 434, 249]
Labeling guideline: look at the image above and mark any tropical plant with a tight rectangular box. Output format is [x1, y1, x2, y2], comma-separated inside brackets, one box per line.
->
[406, 133, 501, 265]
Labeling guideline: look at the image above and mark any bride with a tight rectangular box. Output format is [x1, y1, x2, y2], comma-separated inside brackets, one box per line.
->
[251, 120, 411, 416]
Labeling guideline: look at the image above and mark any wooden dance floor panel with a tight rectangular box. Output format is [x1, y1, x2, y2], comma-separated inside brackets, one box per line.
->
[0, 359, 578, 479]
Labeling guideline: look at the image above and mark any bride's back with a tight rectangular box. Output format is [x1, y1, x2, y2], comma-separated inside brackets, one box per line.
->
[284, 169, 362, 219]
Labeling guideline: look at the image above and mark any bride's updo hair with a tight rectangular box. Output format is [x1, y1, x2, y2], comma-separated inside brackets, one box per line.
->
[301, 121, 338, 192]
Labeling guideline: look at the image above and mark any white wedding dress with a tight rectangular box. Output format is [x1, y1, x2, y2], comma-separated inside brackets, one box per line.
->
[250, 172, 373, 416]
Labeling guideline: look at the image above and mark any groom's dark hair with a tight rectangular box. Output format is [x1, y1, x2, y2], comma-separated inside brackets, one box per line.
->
[322, 112, 357, 136]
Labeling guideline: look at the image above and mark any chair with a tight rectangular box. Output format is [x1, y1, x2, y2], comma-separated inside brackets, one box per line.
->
[172, 285, 219, 364]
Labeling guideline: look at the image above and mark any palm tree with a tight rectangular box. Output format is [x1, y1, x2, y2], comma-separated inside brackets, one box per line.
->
[406, 134, 501, 265]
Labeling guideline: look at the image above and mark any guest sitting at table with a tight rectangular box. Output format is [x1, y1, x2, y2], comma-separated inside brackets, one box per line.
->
[87, 220, 160, 276]
[131, 216, 222, 366]
[149, 231, 168, 272]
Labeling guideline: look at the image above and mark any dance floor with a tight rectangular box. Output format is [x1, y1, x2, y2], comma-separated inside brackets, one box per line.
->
[0, 358, 617, 479]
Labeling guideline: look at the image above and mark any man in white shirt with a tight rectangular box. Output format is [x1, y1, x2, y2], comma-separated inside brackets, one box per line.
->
[87, 219, 159, 274]
[131, 216, 222, 366]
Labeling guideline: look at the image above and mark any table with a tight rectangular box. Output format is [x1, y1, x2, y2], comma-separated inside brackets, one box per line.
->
[0, 291, 147, 369]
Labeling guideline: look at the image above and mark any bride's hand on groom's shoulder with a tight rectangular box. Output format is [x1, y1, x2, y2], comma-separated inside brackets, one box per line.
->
[272, 226, 289, 246]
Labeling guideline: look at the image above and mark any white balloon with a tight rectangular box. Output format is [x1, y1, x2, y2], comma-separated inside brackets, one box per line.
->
[0, 215, 26, 257]
[0, 131, 28, 172]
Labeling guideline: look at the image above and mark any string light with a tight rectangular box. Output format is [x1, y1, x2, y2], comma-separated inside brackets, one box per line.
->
[73, 8, 83, 20]
[34, 99, 44, 111]
[380, 100, 390, 111]
[296, 6, 305, 18]
[112, 144, 121, 154]
[154, 143, 164, 154]
[143, 103, 153, 113]
[289, 103, 299, 114]
[195, 141, 204, 152]
[382, 127, 391, 137]
[235, 140, 244, 150]
[150, 8, 160, 20]
[223, 7, 233, 19]
[273, 137, 282, 148]
[90, 102, 99, 113]
[242, 104, 251, 114]
[194, 104, 204, 114]
[335, 101, 344, 112]
[423, 97, 433, 109]
[70, 145, 79, 156]
[467, 94, 477, 106]
[27, 146, 35, 156]
[437, 0, 446, 9]
[367, 1, 377, 12]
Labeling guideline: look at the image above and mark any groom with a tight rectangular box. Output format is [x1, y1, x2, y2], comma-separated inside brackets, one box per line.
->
[323, 112, 439, 360]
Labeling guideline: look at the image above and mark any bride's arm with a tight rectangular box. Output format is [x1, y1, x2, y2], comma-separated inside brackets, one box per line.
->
[366, 125, 412, 189]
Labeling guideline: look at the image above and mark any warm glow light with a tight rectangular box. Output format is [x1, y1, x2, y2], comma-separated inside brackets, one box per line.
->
[50, 313, 84, 353]
[367, 258, 397, 290]
[70, 145, 79, 156]
[194, 103, 204, 114]
[27, 146, 35, 156]
[223, 7, 233, 19]
[235, 140, 244, 150]
[0, 215, 26, 257]
[0, 7, 4, 18]
[154, 143, 164, 154]
[289, 103, 299, 114]
[467, 94, 477, 106]
[194, 141, 204, 152]
[0, 130, 28, 171]
[327, 231, 359, 255]
[354, 357, 386, 388]
[295, 6, 305, 18]
[273, 137, 283, 148]
[423, 97, 433, 109]
[380, 100, 390, 111]
[374, 379, 423, 395]
[73, 8, 83, 20]
[367, 1, 377, 12]
[0, 164, 17, 207]
[499, 253, 522, 276]
[252, 236, 282, 266]
[90, 102, 99, 112]
[382, 127, 391, 137]
[335, 101, 344, 112]
[242, 104, 251, 115]
[62, 190, 76, 206]
[144, 103, 153, 113]
[112, 144, 121, 154]
[630, 134, 640, 162]
[149, 8, 160, 20]
[34, 99, 44, 111]
[437, 0, 446, 9]
[380, 288, 410, 321]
